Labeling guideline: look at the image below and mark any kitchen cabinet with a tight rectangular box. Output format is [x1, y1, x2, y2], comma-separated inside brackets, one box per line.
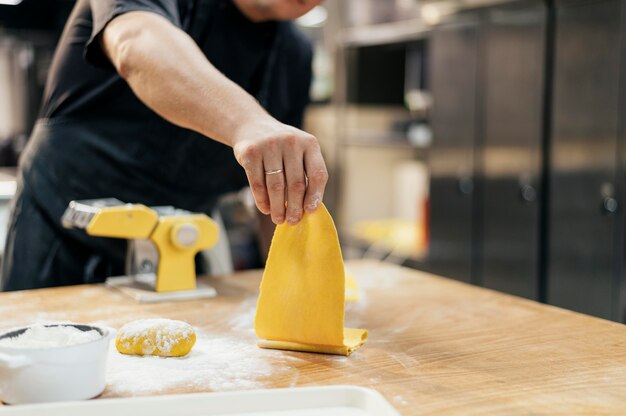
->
[480, 0, 546, 299]
[426, 0, 626, 321]
[428, 14, 481, 284]
[428, 0, 547, 294]
[546, 0, 625, 321]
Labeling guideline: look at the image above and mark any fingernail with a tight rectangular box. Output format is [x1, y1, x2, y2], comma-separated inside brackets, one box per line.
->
[275, 216, 285, 224]
[287, 216, 299, 225]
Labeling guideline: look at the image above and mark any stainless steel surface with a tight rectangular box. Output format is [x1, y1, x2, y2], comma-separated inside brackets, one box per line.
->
[427, 14, 480, 283]
[126, 238, 159, 281]
[480, 0, 546, 299]
[547, 0, 623, 320]
[60, 198, 125, 229]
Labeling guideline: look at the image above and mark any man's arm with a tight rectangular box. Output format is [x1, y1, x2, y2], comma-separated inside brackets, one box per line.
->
[100, 11, 327, 225]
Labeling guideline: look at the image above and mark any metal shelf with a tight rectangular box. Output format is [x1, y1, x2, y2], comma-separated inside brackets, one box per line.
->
[342, 131, 429, 151]
[339, 19, 430, 47]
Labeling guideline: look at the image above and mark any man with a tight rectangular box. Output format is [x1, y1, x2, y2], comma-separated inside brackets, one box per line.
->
[1, 0, 327, 290]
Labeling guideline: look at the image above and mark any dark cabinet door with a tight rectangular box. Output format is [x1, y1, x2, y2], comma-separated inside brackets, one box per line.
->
[547, 0, 622, 320]
[481, 1, 546, 299]
[428, 16, 480, 283]
[619, 2, 626, 323]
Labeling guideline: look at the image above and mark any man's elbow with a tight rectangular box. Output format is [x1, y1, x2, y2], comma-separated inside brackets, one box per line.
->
[101, 15, 147, 80]
[114, 38, 139, 79]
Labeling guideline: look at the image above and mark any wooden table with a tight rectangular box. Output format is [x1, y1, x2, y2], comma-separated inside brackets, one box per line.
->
[1, 260, 625, 415]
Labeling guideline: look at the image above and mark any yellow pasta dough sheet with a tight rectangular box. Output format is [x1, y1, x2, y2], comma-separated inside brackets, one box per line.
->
[254, 203, 367, 356]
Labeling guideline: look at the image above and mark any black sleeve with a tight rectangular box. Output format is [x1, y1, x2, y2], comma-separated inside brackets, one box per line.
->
[85, 0, 182, 68]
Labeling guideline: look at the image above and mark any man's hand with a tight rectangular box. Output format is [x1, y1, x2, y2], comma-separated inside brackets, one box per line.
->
[233, 118, 328, 225]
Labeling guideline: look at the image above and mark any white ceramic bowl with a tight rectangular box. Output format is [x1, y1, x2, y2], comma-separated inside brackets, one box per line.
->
[0, 324, 114, 405]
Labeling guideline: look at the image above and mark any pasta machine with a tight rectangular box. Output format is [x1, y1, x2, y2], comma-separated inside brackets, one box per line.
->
[62, 198, 219, 302]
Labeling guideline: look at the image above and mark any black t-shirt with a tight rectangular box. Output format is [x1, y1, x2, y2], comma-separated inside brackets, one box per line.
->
[21, 0, 312, 224]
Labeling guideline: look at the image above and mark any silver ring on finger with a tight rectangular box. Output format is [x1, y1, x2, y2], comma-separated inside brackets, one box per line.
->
[265, 168, 284, 175]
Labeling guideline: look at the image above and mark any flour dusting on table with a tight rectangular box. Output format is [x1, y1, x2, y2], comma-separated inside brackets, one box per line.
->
[346, 264, 407, 290]
[228, 302, 256, 335]
[106, 332, 278, 395]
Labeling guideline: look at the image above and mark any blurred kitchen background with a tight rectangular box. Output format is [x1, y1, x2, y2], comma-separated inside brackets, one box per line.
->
[2, 0, 626, 323]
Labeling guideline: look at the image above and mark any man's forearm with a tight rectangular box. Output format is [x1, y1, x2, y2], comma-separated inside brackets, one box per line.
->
[101, 11, 267, 146]
[101, 10, 328, 226]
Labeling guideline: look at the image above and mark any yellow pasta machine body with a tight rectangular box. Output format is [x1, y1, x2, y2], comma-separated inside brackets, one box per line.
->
[62, 198, 219, 293]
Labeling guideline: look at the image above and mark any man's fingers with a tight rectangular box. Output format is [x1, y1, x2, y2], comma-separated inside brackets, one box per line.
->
[303, 147, 328, 213]
[245, 169, 270, 215]
[283, 146, 306, 225]
[234, 127, 327, 223]
[263, 151, 286, 224]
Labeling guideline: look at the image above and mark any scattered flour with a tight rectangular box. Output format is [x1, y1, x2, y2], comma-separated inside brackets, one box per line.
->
[106, 332, 277, 396]
[392, 394, 408, 406]
[0, 324, 101, 348]
[228, 303, 257, 334]
[348, 268, 406, 290]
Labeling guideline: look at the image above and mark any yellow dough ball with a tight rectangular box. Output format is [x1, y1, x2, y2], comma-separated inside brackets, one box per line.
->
[115, 318, 196, 357]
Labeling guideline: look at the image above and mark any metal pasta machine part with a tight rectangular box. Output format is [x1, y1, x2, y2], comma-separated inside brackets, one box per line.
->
[62, 198, 219, 302]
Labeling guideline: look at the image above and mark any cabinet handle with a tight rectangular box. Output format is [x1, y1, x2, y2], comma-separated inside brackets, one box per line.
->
[602, 197, 618, 214]
[458, 177, 474, 195]
[520, 185, 537, 203]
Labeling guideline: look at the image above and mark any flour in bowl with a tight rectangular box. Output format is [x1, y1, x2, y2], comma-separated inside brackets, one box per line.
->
[0, 325, 101, 348]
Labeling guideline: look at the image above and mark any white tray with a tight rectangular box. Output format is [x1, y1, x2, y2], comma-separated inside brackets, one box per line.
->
[0, 386, 400, 415]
